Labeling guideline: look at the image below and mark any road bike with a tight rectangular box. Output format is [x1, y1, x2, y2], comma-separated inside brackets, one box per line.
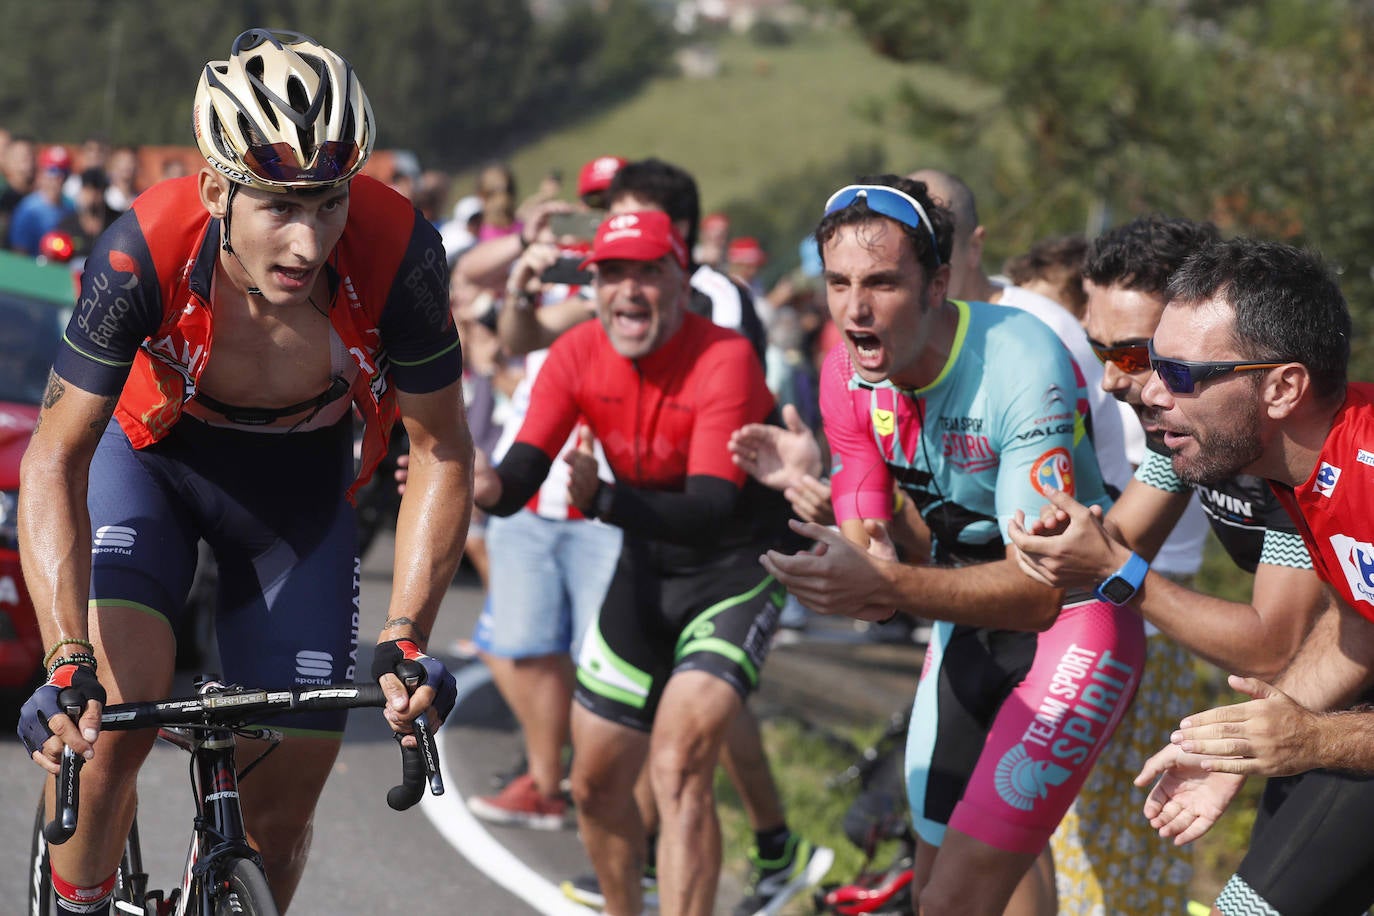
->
[27, 665, 443, 916]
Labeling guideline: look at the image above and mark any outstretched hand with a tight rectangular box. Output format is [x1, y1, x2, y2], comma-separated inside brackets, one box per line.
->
[1171, 675, 1327, 776]
[1134, 741, 1246, 845]
[729, 403, 822, 493]
[1007, 486, 1123, 589]
[761, 519, 898, 621]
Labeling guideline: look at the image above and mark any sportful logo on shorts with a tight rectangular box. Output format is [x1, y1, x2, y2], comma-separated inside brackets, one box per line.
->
[92, 525, 137, 556]
[1315, 462, 1341, 497]
[1330, 533, 1374, 606]
[295, 650, 334, 680]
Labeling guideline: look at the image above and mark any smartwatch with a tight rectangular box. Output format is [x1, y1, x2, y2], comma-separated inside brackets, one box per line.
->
[1094, 551, 1149, 605]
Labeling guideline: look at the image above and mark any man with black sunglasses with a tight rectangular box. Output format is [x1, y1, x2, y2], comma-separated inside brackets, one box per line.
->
[16, 30, 473, 915]
[1009, 219, 1341, 915]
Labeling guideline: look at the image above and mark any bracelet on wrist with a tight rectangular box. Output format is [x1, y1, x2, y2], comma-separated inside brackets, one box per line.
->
[48, 652, 99, 678]
[43, 637, 95, 670]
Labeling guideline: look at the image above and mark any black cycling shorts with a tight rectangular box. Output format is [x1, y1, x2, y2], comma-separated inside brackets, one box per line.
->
[574, 539, 784, 732]
[87, 417, 360, 734]
[1216, 767, 1374, 915]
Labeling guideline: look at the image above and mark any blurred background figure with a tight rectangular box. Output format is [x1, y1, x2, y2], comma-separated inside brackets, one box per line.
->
[441, 194, 485, 266]
[726, 236, 767, 298]
[415, 168, 453, 229]
[52, 166, 120, 262]
[387, 149, 422, 201]
[62, 135, 110, 202]
[0, 134, 38, 251]
[576, 155, 625, 210]
[8, 144, 74, 256]
[104, 144, 141, 211]
[1002, 233, 1090, 323]
[475, 161, 521, 242]
[159, 156, 188, 181]
[695, 210, 730, 268]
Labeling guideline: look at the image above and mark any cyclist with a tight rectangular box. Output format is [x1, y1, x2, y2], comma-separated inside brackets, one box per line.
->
[1007, 216, 1331, 914]
[473, 210, 797, 916]
[762, 175, 1144, 915]
[17, 29, 472, 915]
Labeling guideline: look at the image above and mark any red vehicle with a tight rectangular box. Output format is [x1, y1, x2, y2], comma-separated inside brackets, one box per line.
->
[0, 249, 73, 722]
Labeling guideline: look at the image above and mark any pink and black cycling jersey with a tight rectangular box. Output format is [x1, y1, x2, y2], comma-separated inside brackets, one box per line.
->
[820, 299, 1143, 855]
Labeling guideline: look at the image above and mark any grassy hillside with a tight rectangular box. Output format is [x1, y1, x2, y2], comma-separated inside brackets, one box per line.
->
[456, 25, 987, 230]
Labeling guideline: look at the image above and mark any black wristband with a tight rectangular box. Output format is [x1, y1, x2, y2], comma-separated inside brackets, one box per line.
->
[591, 482, 616, 521]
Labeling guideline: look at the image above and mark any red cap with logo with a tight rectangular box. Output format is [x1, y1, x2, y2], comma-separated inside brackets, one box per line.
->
[579, 211, 688, 270]
[39, 145, 73, 175]
[727, 237, 766, 267]
[577, 155, 627, 198]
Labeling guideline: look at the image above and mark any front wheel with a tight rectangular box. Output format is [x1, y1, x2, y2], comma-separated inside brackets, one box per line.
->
[213, 857, 280, 916]
[29, 796, 145, 916]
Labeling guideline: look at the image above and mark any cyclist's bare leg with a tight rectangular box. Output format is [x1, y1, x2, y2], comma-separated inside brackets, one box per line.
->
[483, 651, 573, 797]
[649, 670, 743, 916]
[910, 836, 938, 914]
[45, 605, 172, 887]
[570, 704, 651, 916]
[915, 827, 1044, 916]
[237, 734, 342, 911]
[718, 704, 785, 830]
[1003, 847, 1055, 916]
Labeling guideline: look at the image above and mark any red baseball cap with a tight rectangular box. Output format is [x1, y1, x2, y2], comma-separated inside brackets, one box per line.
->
[727, 237, 766, 267]
[579, 211, 688, 270]
[39, 145, 73, 175]
[577, 155, 627, 198]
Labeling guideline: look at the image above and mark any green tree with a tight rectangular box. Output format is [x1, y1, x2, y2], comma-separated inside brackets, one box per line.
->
[832, 0, 1374, 374]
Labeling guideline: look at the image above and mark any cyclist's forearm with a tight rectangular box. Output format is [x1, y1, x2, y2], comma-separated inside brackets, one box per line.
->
[383, 454, 472, 648]
[19, 440, 96, 649]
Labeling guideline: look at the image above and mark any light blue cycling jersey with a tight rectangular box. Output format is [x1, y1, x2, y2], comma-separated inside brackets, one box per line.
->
[823, 299, 1112, 566]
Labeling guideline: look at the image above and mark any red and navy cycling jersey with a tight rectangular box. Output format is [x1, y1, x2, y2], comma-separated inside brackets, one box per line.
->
[505, 310, 790, 553]
[52, 174, 460, 496]
[1272, 383, 1374, 621]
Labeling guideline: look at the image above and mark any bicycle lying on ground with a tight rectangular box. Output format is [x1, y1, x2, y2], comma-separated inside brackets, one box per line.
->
[28, 663, 444, 916]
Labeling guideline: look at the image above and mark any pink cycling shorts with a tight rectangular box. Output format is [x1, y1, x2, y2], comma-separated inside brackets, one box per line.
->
[905, 597, 1145, 855]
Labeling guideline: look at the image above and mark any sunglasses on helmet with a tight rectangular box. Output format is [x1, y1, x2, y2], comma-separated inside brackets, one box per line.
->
[1088, 339, 1152, 373]
[823, 185, 941, 265]
[242, 139, 362, 186]
[1146, 341, 1289, 395]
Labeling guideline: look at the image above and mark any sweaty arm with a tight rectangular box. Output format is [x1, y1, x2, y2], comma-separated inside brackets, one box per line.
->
[382, 381, 474, 648]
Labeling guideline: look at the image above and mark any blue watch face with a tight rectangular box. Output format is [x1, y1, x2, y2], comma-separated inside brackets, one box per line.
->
[1099, 575, 1136, 604]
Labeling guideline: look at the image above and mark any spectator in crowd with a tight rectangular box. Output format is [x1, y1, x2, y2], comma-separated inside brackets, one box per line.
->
[415, 169, 452, 228]
[387, 149, 421, 201]
[475, 161, 521, 242]
[695, 210, 730, 268]
[577, 155, 626, 211]
[158, 156, 188, 181]
[726, 236, 768, 298]
[8, 144, 75, 256]
[103, 144, 141, 211]
[1002, 233, 1090, 322]
[440, 194, 484, 266]
[0, 134, 38, 250]
[62, 136, 110, 202]
[53, 167, 121, 262]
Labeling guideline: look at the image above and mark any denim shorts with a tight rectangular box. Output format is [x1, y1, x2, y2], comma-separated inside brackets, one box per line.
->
[474, 509, 623, 660]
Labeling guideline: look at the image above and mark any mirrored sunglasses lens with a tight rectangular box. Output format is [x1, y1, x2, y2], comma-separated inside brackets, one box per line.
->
[1115, 348, 1152, 373]
[1154, 360, 1195, 394]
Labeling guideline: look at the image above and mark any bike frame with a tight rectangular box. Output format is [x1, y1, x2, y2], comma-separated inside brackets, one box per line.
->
[156, 722, 266, 915]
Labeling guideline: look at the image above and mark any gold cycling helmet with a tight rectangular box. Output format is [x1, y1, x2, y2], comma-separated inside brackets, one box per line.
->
[193, 28, 374, 193]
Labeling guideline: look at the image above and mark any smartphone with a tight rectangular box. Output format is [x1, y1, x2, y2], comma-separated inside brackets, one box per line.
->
[540, 256, 594, 286]
[548, 210, 606, 241]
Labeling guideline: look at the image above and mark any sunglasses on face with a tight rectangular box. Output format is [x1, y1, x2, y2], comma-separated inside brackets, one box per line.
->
[1146, 340, 1289, 395]
[1089, 339, 1151, 373]
[242, 139, 362, 187]
[823, 185, 941, 265]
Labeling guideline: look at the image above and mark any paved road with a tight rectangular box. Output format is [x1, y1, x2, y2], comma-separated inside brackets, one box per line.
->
[0, 530, 923, 914]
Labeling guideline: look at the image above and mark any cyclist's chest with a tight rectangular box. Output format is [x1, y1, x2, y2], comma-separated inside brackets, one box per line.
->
[197, 294, 337, 406]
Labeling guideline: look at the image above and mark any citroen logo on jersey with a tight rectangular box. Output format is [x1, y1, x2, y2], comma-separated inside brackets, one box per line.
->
[1331, 533, 1374, 605]
[1315, 462, 1341, 497]
[872, 408, 895, 437]
[1042, 385, 1066, 409]
[994, 744, 1072, 811]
